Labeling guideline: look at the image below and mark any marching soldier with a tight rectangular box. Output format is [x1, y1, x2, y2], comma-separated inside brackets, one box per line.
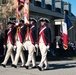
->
[12, 19, 26, 68]
[1, 22, 16, 67]
[23, 18, 37, 69]
[37, 18, 51, 71]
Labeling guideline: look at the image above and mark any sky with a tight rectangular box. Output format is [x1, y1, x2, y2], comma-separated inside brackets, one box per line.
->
[64, 0, 76, 16]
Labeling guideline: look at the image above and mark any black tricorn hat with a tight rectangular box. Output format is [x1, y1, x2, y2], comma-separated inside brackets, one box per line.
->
[29, 18, 37, 23]
[19, 19, 24, 23]
[7, 21, 12, 25]
[39, 18, 50, 23]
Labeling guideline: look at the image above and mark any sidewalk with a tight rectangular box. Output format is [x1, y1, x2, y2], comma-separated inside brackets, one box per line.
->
[0, 60, 76, 75]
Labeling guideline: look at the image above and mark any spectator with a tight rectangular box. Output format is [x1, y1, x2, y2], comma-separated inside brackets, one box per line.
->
[50, 38, 56, 57]
[58, 37, 64, 57]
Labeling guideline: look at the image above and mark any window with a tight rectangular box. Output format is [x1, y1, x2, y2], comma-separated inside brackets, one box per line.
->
[41, 0, 45, 8]
[30, 0, 32, 3]
[2, 0, 7, 4]
[30, 0, 34, 4]
[34, 0, 41, 7]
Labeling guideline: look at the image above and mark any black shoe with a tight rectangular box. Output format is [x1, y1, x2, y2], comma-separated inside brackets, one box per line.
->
[25, 65, 29, 69]
[11, 64, 17, 68]
[32, 66, 37, 69]
[1, 64, 6, 68]
[20, 65, 25, 68]
[44, 68, 49, 70]
[37, 66, 42, 71]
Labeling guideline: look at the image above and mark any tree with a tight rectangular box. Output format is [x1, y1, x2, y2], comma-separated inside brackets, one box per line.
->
[0, 0, 16, 31]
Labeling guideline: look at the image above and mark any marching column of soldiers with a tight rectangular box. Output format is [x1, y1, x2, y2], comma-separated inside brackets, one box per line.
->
[1, 17, 51, 71]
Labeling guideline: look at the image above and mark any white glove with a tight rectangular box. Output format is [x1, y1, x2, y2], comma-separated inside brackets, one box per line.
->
[35, 44, 38, 48]
[16, 22, 19, 26]
[3, 45, 6, 49]
[13, 46, 17, 51]
[46, 45, 50, 50]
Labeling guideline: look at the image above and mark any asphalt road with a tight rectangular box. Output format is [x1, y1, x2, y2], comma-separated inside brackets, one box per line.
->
[0, 60, 76, 75]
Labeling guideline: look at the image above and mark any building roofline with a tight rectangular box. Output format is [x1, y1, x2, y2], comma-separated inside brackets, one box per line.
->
[30, 3, 76, 21]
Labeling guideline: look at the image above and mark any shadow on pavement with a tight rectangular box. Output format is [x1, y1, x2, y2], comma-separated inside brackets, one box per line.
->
[44, 62, 76, 71]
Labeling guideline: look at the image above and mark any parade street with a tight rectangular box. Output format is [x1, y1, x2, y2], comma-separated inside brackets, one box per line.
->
[0, 60, 76, 75]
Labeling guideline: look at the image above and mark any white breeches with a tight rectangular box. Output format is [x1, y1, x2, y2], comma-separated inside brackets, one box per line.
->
[23, 41, 36, 66]
[13, 41, 25, 65]
[38, 43, 48, 68]
[2, 43, 14, 65]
